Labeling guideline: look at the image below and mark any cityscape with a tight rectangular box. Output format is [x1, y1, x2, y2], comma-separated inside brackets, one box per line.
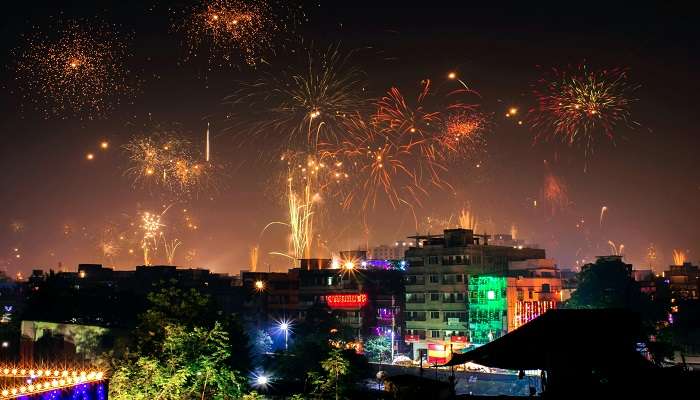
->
[0, 1, 698, 399]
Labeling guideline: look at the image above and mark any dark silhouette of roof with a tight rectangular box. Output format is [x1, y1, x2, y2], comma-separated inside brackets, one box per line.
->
[444, 309, 650, 370]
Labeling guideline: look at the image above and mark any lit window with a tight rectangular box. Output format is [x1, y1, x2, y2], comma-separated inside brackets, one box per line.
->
[487, 290, 495, 300]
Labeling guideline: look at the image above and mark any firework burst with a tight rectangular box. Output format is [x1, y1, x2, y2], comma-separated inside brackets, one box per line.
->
[542, 172, 569, 214]
[226, 43, 369, 152]
[529, 64, 639, 155]
[176, 0, 281, 67]
[13, 18, 136, 119]
[123, 126, 222, 198]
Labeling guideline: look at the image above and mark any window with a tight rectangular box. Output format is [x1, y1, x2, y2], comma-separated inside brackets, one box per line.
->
[326, 276, 333, 286]
[443, 293, 462, 303]
[442, 274, 457, 284]
[542, 283, 551, 293]
[406, 293, 426, 303]
[430, 292, 440, 301]
[429, 274, 439, 283]
[431, 330, 441, 338]
[528, 289, 534, 299]
[427, 256, 439, 265]
[517, 288, 524, 300]
[444, 312, 468, 323]
[406, 311, 427, 321]
[430, 311, 440, 319]
[456, 274, 463, 283]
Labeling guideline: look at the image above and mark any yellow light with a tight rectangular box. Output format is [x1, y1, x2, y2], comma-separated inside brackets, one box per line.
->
[100, 141, 109, 149]
[447, 72, 457, 80]
[508, 107, 518, 115]
[2, 389, 8, 396]
[86, 153, 94, 160]
[254, 280, 265, 291]
[79, 271, 86, 278]
[409, 127, 416, 133]
[344, 261, 354, 270]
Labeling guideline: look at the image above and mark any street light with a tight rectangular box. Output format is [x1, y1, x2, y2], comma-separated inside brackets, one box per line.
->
[251, 371, 271, 391]
[254, 280, 265, 292]
[277, 319, 293, 351]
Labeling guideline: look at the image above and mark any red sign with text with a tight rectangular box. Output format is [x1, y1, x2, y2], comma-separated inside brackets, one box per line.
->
[405, 335, 420, 343]
[450, 336, 468, 343]
[326, 293, 368, 309]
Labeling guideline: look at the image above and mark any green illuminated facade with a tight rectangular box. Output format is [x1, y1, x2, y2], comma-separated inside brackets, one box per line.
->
[467, 275, 507, 344]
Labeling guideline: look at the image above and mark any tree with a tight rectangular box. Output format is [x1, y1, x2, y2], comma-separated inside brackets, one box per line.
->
[565, 257, 667, 336]
[363, 335, 391, 363]
[253, 329, 273, 354]
[110, 322, 245, 399]
[321, 349, 350, 400]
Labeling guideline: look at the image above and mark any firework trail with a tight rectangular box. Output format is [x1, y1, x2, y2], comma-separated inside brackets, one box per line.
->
[608, 240, 624, 257]
[528, 64, 640, 156]
[140, 210, 165, 266]
[672, 249, 686, 266]
[457, 208, 478, 231]
[599, 206, 608, 227]
[12, 17, 136, 119]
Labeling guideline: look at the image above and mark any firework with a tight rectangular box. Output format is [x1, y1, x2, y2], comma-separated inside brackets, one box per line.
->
[163, 238, 182, 265]
[250, 246, 259, 271]
[672, 249, 686, 266]
[529, 64, 639, 155]
[226, 43, 368, 152]
[140, 210, 164, 265]
[13, 18, 136, 119]
[542, 172, 569, 214]
[437, 110, 488, 159]
[599, 206, 608, 227]
[457, 209, 478, 231]
[646, 243, 657, 269]
[287, 177, 315, 262]
[176, 0, 281, 67]
[608, 240, 624, 257]
[123, 127, 222, 198]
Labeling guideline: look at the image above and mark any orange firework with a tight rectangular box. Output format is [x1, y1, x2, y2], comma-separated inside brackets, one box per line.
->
[177, 0, 282, 67]
[437, 110, 488, 159]
[542, 172, 569, 214]
[12, 18, 136, 119]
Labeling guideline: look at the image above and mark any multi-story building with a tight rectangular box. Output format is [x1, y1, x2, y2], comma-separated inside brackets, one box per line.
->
[506, 258, 563, 332]
[296, 258, 405, 346]
[664, 262, 700, 300]
[369, 241, 415, 260]
[402, 228, 547, 362]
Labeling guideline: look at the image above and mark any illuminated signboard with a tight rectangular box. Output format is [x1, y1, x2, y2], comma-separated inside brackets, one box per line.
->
[326, 293, 368, 309]
[404, 335, 421, 343]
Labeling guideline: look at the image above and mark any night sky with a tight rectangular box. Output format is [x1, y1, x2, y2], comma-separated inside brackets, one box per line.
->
[1, 1, 698, 276]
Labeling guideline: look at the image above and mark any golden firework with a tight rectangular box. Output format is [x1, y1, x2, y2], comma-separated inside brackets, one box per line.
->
[13, 18, 136, 119]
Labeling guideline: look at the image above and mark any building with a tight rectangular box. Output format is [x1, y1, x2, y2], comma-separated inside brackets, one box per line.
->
[402, 228, 547, 362]
[296, 258, 405, 347]
[506, 258, 563, 332]
[369, 241, 416, 260]
[664, 262, 700, 300]
[240, 270, 300, 327]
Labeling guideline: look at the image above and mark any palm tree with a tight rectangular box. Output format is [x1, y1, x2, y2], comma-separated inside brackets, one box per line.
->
[321, 350, 350, 400]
